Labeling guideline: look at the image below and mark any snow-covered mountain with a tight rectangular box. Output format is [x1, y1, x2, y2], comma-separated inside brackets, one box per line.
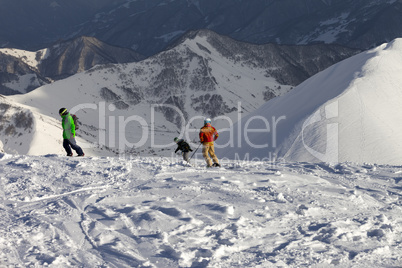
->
[1, 0, 400, 57]
[0, 51, 50, 95]
[5, 30, 357, 157]
[0, 36, 144, 95]
[1, 154, 401, 267]
[221, 38, 402, 165]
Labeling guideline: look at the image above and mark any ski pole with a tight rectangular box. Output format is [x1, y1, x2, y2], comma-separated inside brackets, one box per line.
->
[189, 142, 202, 162]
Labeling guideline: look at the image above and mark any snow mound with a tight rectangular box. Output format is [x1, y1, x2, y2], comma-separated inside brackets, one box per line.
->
[221, 38, 402, 165]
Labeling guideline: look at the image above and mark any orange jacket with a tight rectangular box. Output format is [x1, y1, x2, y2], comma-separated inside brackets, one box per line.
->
[199, 123, 219, 144]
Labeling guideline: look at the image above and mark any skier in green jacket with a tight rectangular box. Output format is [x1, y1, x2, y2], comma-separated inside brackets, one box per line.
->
[59, 108, 84, 157]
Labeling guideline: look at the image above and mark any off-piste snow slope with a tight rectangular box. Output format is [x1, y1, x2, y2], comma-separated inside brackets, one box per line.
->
[0, 154, 402, 267]
[220, 38, 402, 165]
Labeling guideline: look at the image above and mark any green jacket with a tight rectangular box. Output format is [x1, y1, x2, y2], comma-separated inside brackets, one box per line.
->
[61, 113, 76, 139]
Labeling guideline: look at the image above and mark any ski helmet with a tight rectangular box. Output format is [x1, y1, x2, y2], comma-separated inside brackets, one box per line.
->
[204, 118, 211, 124]
[174, 137, 179, 143]
[59, 108, 68, 116]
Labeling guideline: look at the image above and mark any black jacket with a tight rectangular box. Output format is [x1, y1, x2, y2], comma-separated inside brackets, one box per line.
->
[175, 139, 192, 153]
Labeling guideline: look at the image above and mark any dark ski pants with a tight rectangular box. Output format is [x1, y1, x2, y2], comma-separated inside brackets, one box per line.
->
[182, 151, 190, 162]
[63, 138, 84, 156]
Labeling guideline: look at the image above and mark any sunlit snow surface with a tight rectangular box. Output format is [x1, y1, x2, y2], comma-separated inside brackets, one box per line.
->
[1, 154, 401, 267]
[222, 38, 402, 165]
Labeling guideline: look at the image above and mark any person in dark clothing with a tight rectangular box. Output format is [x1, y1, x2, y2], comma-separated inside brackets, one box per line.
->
[59, 108, 84, 157]
[174, 137, 192, 162]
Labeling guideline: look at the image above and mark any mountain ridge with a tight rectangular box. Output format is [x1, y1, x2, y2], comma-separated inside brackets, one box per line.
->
[38, 36, 145, 80]
[221, 38, 402, 165]
[4, 30, 359, 156]
[0, 36, 144, 95]
[0, 0, 400, 57]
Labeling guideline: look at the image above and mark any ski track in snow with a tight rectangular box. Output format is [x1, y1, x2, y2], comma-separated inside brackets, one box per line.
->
[0, 154, 402, 267]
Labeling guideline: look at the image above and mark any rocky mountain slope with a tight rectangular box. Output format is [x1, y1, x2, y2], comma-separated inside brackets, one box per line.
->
[6, 30, 358, 156]
[0, 52, 50, 95]
[1, 0, 400, 57]
[79, 0, 402, 56]
[38, 36, 144, 80]
[0, 0, 127, 49]
[0, 36, 143, 94]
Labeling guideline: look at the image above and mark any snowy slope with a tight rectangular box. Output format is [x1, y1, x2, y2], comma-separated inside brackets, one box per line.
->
[0, 95, 92, 156]
[0, 47, 49, 69]
[0, 154, 401, 267]
[221, 38, 402, 165]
